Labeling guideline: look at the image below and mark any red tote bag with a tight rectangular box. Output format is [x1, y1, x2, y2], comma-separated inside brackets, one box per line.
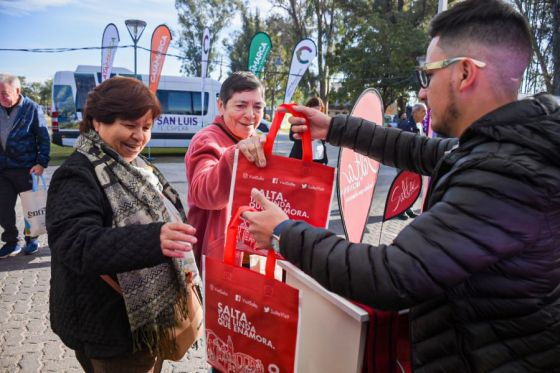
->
[227, 103, 336, 256]
[204, 207, 300, 372]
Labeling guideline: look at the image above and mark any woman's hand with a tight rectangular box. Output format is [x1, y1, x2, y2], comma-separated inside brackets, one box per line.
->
[160, 222, 197, 258]
[237, 133, 267, 168]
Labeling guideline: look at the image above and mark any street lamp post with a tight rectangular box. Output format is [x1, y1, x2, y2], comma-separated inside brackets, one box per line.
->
[124, 19, 147, 77]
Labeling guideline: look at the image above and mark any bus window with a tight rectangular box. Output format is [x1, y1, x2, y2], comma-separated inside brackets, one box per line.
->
[95, 72, 118, 83]
[74, 74, 96, 111]
[192, 92, 209, 116]
[157, 90, 193, 115]
[53, 85, 76, 125]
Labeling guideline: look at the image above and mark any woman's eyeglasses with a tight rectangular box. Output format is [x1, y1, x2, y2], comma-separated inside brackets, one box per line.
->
[415, 57, 486, 89]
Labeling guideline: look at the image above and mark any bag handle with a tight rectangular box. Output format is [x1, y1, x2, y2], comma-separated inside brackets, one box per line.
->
[100, 274, 123, 295]
[224, 206, 277, 279]
[264, 103, 313, 162]
[31, 173, 48, 192]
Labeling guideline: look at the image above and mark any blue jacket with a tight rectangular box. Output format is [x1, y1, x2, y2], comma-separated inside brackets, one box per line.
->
[0, 96, 50, 170]
[397, 117, 420, 134]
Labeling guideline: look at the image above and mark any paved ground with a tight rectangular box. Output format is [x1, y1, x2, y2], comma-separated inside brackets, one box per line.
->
[0, 134, 417, 372]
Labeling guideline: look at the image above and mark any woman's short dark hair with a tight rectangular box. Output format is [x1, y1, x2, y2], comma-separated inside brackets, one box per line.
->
[80, 76, 161, 133]
[219, 71, 264, 106]
[305, 96, 324, 109]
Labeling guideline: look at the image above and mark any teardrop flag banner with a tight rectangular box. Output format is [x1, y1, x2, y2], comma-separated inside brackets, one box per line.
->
[383, 170, 422, 221]
[201, 27, 211, 121]
[284, 38, 317, 103]
[149, 24, 172, 94]
[337, 89, 383, 243]
[101, 23, 120, 82]
[248, 32, 272, 77]
[201, 27, 211, 79]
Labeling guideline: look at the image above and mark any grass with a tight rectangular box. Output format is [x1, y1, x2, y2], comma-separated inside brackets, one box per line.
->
[49, 144, 75, 165]
[49, 144, 188, 166]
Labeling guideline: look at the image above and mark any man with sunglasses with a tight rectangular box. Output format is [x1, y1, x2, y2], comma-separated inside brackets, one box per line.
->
[244, 0, 560, 371]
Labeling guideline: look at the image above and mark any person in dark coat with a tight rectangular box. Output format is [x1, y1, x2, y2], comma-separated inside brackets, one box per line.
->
[395, 108, 422, 220]
[244, 1, 560, 372]
[396, 112, 418, 134]
[0, 74, 50, 258]
[47, 77, 199, 372]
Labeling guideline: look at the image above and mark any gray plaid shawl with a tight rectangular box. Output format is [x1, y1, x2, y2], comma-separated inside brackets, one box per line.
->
[76, 130, 189, 355]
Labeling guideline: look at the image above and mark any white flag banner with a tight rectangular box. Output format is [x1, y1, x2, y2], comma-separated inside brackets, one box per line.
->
[201, 27, 211, 79]
[284, 38, 317, 103]
[201, 27, 211, 122]
[101, 23, 120, 82]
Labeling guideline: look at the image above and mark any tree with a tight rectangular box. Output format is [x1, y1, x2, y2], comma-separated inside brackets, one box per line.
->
[226, 7, 263, 73]
[175, 0, 243, 76]
[551, 0, 560, 95]
[512, 0, 558, 94]
[269, 0, 343, 109]
[331, 0, 434, 112]
[19, 77, 52, 108]
[261, 14, 299, 110]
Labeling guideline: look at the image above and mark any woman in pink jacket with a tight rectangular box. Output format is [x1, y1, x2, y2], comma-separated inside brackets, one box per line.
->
[185, 72, 266, 268]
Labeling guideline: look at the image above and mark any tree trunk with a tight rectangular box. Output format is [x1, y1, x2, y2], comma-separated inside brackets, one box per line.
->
[553, 0, 560, 95]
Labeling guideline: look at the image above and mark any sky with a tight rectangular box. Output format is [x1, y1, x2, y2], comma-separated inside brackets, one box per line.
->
[0, 0, 271, 83]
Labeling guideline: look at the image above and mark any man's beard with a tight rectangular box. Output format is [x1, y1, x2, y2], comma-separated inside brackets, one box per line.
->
[431, 83, 460, 138]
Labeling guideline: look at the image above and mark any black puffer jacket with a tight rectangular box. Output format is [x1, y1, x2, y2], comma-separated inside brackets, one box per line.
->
[279, 94, 560, 372]
[46, 152, 168, 359]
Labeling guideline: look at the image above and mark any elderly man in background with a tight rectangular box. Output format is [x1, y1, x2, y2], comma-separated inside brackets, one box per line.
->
[0, 74, 50, 258]
[409, 103, 427, 135]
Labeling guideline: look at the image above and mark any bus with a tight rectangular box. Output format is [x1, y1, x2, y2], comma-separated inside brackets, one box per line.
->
[51, 65, 221, 147]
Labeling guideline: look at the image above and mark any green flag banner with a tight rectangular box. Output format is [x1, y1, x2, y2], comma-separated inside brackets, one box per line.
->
[247, 32, 272, 77]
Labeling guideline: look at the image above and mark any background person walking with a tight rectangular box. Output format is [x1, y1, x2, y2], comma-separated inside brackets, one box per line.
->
[0, 74, 50, 258]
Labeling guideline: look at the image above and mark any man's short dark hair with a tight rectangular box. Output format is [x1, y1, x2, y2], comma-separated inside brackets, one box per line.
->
[219, 71, 264, 106]
[429, 0, 532, 67]
[80, 76, 161, 133]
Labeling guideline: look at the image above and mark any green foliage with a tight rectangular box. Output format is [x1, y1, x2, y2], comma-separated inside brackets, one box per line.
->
[223, 0, 436, 113]
[227, 8, 263, 73]
[175, 0, 243, 76]
[260, 14, 303, 110]
[511, 0, 559, 94]
[19, 77, 52, 108]
[331, 0, 434, 110]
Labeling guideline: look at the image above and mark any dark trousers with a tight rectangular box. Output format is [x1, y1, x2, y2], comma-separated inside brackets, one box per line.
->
[0, 168, 32, 244]
[75, 348, 163, 373]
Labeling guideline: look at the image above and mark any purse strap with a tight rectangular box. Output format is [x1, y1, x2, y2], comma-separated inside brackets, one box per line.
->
[224, 206, 277, 279]
[264, 103, 313, 162]
[100, 274, 123, 295]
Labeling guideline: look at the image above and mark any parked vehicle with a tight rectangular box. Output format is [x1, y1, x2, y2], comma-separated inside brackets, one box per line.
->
[51, 65, 221, 147]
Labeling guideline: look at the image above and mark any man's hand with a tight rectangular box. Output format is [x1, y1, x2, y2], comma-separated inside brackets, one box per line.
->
[30, 165, 44, 176]
[278, 105, 331, 141]
[237, 133, 267, 168]
[243, 188, 289, 249]
[160, 222, 197, 258]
